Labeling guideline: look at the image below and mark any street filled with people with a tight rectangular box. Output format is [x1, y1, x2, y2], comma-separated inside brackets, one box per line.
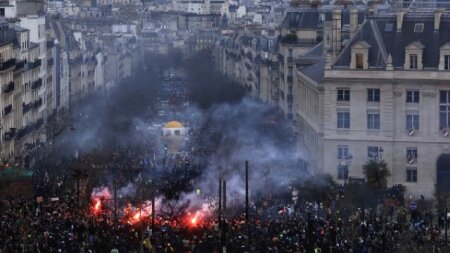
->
[1, 52, 449, 253]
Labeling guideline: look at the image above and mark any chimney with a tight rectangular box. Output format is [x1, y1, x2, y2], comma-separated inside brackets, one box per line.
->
[396, 9, 407, 32]
[332, 9, 342, 59]
[386, 54, 393, 71]
[434, 8, 444, 31]
[349, 8, 358, 39]
[323, 21, 332, 57]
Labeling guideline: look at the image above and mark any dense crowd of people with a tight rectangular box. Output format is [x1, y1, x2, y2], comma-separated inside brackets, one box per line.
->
[1, 140, 449, 253]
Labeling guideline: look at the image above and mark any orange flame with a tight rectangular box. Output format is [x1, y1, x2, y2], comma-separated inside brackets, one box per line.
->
[190, 211, 201, 226]
[92, 198, 102, 215]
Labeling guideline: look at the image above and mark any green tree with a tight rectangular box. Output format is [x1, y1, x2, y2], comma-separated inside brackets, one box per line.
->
[362, 159, 391, 193]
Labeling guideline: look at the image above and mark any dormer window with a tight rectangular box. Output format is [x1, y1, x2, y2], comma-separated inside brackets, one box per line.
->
[414, 23, 424, 33]
[351, 41, 370, 70]
[445, 55, 450, 70]
[404, 41, 424, 70]
[409, 54, 418, 69]
[356, 53, 364, 69]
[384, 23, 394, 32]
[439, 43, 450, 70]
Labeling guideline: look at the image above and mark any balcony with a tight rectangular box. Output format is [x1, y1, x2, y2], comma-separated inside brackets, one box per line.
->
[4, 104, 12, 116]
[2, 81, 14, 93]
[15, 60, 26, 71]
[32, 59, 42, 69]
[31, 78, 42, 89]
[33, 98, 43, 109]
[22, 102, 33, 114]
[0, 58, 16, 72]
[35, 118, 43, 129]
[4, 128, 15, 141]
[15, 125, 33, 140]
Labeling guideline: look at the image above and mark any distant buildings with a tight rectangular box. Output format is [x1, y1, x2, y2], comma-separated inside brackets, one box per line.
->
[0, 0, 141, 166]
[174, 0, 228, 15]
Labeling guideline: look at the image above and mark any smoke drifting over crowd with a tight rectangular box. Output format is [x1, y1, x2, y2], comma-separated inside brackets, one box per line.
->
[55, 49, 309, 208]
[55, 54, 164, 156]
[187, 98, 308, 201]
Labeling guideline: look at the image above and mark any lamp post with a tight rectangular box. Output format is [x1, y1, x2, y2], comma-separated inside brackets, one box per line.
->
[378, 147, 384, 161]
[337, 153, 353, 182]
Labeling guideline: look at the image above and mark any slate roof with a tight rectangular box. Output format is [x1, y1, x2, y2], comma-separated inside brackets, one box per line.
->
[281, 8, 365, 29]
[298, 42, 326, 83]
[334, 11, 450, 69]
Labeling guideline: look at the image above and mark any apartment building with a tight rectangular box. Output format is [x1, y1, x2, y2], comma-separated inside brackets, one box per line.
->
[0, 20, 45, 162]
[218, 8, 365, 174]
[174, 0, 227, 15]
[320, 9, 450, 197]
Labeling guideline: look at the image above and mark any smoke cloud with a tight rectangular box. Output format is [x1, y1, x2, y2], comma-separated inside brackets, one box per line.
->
[59, 49, 311, 210]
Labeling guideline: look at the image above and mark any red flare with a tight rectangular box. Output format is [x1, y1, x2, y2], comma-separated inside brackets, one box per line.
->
[92, 198, 102, 215]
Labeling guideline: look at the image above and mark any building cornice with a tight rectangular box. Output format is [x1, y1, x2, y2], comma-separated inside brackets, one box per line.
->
[324, 69, 450, 84]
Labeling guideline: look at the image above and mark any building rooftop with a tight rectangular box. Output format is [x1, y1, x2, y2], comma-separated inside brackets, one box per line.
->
[334, 11, 450, 69]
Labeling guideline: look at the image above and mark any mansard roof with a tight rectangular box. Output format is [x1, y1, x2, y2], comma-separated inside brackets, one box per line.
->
[333, 11, 450, 69]
[281, 8, 365, 29]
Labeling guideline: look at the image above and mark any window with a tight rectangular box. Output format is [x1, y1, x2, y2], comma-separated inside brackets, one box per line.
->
[337, 165, 348, 180]
[367, 113, 380, 130]
[165, 131, 171, 137]
[288, 48, 293, 57]
[406, 114, 419, 130]
[0, 8, 4, 17]
[407, 147, 417, 163]
[384, 23, 394, 32]
[174, 130, 181, 136]
[355, 53, 364, 69]
[446, 55, 450, 70]
[414, 23, 424, 33]
[406, 168, 417, 182]
[368, 146, 379, 159]
[367, 89, 380, 102]
[406, 90, 420, 103]
[337, 145, 349, 159]
[409, 54, 418, 69]
[337, 111, 350, 129]
[337, 89, 350, 101]
[440, 91, 450, 129]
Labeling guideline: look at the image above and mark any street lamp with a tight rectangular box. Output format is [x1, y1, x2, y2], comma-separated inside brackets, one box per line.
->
[338, 153, 353, 181]
[378, 147, 384, 160]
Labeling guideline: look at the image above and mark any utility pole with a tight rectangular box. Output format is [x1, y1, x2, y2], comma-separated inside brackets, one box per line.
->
[223, 179, 227, 211]
[113, 169, 118, 223]
[218, 170, 223, 251]
[76, 175, 80, 208]
[245, 160, 250, 251]
[222, 178, 227, 253]
[245, 161, 249, 222]
[446, 207, 448, 249]
[151, 180, 155, 239]
[140, 179, 145, 253]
